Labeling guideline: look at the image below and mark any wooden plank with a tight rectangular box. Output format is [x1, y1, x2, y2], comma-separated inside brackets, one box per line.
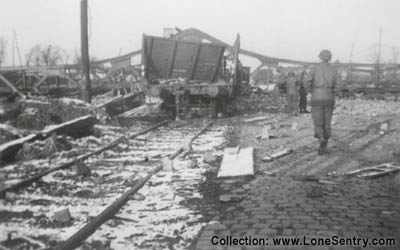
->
[345, 163, 400, 177]
[55, 165, 162, 250]
[244, 116, 270, 123]
[0, 74, 26, 98]
[261, 148, 293, 162]
[217, 147, 254, 177]
[14, 77, 22, 87]
[33, 74, 48, 93]
[41, 115, 97, 138]
[61, 73, 80, 87]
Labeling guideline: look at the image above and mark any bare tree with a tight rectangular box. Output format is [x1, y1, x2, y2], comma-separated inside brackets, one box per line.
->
[41, 45, 62, 66]
[367, 46, 380, 63]
[25, 45, 42, 66]
[25, 44, 65, 66]
[391, 47, 400, 64]
[0, 37, 7, 67]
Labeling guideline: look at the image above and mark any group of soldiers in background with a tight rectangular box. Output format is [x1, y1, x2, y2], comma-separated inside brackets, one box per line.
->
[278, 69, 310, 115]
[279, 49, 339, 155]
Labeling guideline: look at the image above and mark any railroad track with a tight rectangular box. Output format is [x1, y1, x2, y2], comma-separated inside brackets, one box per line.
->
[0, 119, 228, 250]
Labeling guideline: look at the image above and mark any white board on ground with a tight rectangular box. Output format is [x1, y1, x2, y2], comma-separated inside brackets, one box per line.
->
[217, 147, 254, 177]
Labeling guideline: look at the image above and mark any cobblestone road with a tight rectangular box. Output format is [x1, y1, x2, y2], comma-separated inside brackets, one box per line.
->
[195, 111, 400, 250]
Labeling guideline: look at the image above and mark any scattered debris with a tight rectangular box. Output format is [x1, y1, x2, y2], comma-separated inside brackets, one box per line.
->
[345, 163, 400, 178]
[132, 193, 145, 201]
[118, 102, 167, 124]
[187, 158, 198, 168]
[0, 115, 95, 163]
[291, 122, 298, 131]
[75, 161, 92, 177]
[54, 208, 72, 223]
[97, 92, 145, 117]
[203, 152, 218, 164]
[0, 122, 168, 196]
[1, 234, 46, 250]
[10, 98, 95, 131]
[264, 171, 276, 176]
[260, 125, 271, 139]
[307, 187, 324, 198]
[30, 199, 52, 206]
[262, 148, 293, 162]
[181, 137, 193, 152]
[161, 157, 174, 171]
[244, 116, 270, 123]
[379, 122, 389, 135]
[54, 165, 162, 250]
[294, 175, 319, 182]
[74, 189, 95, 198]
[226, 84, 284, 115]
[381, 211, 395, 216]
[318, 180, 338, 185]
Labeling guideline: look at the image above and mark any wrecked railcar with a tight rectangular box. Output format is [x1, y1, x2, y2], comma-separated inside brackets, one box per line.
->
[142, 35, 244, 118]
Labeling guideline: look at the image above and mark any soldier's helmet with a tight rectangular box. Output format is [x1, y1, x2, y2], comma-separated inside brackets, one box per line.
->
[319, 49, 332, 62]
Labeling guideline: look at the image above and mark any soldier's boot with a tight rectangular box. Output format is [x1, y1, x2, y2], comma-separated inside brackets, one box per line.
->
[322, 139, 328, 154]
[318, 138, 327, 155]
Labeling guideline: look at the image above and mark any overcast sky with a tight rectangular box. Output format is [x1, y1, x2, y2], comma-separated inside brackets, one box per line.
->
[1, 0, 400, 66]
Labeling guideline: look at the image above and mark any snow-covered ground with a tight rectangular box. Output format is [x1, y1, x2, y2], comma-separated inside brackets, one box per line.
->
[0, 121, 229, 249]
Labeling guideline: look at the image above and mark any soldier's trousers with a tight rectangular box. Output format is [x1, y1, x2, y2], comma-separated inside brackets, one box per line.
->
[311, 105, 334, 140]
[287, 93, 298, 114]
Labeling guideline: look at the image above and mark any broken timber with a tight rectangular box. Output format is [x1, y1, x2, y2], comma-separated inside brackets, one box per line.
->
[0, 74, 26, 98]
[55, 121, 213, 250]
[55, 165, 162, 250]
[42, 115, 97, 138]
[0, 121, 167, 196]
[0, 134, 38, 165]
[345, 163, 400, 178]
[244, 115, 270, 123]
[97, 92, 145, 116]
[262, 148, 293, 162]
[0, 115, 97, 164]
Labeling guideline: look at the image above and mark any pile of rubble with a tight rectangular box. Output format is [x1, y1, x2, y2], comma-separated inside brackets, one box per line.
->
[225, 84, 285, 115]
[15, 134, 72, 161]
[0, 96, 99, 163]
[0, 97, 95, 131]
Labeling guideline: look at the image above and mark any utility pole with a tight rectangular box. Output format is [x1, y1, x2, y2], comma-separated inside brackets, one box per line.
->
[348, 41, 355, 81]
[81, 0, 91, 103]
[376, 26, 382, 84]
[12, 35, 15, 67]
[349, 41, 355, 63]
[13, 30, 23, 66]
